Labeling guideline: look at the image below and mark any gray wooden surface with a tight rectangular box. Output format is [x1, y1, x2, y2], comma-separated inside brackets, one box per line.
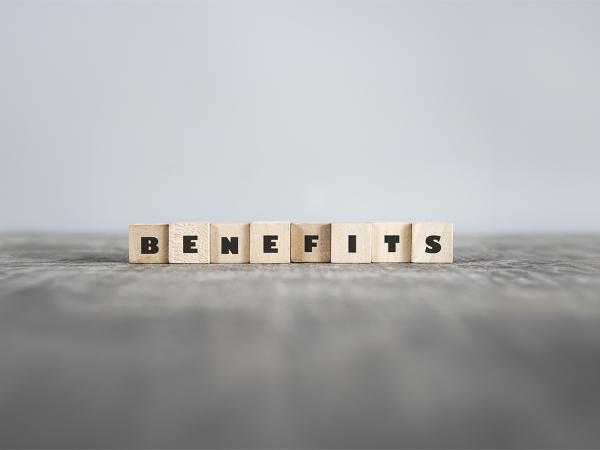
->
[1, 234, 600, 448]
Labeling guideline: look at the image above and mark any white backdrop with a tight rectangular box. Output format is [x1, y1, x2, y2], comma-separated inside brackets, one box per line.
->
[1, 1, 599, 233]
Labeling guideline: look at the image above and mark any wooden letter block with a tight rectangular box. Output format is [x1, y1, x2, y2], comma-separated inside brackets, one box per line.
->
[372, 222, 411, 263]
[210, 223, 250, 263]
[411, 223, 453, 263]
[250, 222, 291, 263]
[169, 223, 210, 263]
[128, 224, 169, 264]
[330, 223, 372, 263]
[291, 223, 331, 263]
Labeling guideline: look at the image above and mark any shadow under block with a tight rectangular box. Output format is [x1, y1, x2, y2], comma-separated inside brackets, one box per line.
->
[250, 222, 291, 264]
[128, 224, 169, 264]
[210, 223, 250, 263]
[411, 223, 453, 263]
[331, 223, 372, 263]
[291, 223, 331, 263]
[169, 223, 210, 263]
[372, 222, 411, 263]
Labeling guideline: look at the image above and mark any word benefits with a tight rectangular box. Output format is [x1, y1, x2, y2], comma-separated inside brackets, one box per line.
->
[129, 223, 453, 264]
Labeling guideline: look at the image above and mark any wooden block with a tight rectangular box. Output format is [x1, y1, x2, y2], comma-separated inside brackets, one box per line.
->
[291, 223, 331, 263]
[128, 224, 169, 264]
[411, 223, 453, 263]
[168, 223, 210, 263]
[250, 222, 291, 263]
[372, 222, 411, 263]
[330, 223, 372, 263]
[210, 223, 250, 263]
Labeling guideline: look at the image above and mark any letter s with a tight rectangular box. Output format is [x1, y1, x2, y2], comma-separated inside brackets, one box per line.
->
[425, 235, 441, 253]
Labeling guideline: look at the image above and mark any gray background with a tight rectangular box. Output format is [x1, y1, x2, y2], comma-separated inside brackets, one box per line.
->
[1, 0, 599, 233]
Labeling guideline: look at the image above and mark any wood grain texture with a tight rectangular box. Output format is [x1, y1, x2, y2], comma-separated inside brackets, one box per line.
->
[168, 223, 210, 264]
[210, 223, 250, 263]
[3, 234, 600, 448]
[128, 224, 169, 263]
[330, 223, 372, 263]
[250, 222, 291, 263]
[291, 223, 331, 263]
[411, 223, 453, 263]
[372, 222, 411, 262]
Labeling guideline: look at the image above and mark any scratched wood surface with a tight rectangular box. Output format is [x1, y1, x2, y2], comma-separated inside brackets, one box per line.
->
[1, 234, 600, 448]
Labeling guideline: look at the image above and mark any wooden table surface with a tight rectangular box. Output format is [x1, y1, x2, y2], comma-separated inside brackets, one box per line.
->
[1, 234, 599, 448]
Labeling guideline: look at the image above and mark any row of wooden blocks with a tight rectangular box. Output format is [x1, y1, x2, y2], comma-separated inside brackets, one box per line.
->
[129, 223, 453, 264]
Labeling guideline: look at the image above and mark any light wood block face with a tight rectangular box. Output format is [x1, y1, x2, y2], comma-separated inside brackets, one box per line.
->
[168, 223, 210, 263]
[372, 222, 411, 263]
[250, 222, 291, 264]
[128, 224, 169, 264]
[411, 223, 453, 263]
[210, 223, 250, 263]
[331, 223, 372, 263]
[291, 223, 331, 263]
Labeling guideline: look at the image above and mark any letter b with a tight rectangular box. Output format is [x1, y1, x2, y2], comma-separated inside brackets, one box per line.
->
[141, 237, 159, 254]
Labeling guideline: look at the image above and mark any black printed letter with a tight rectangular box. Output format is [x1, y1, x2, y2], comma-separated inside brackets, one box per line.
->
[305, 235, 318, 252]
[183, 235, 198, 253]
[384, 235, 400, 252]
[425, 235, 441, 253]
[141, 237, 159, 254]
[348, 235, 357, 253]
[264, 235, 278, 253]
[221, 237, 238, 254]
